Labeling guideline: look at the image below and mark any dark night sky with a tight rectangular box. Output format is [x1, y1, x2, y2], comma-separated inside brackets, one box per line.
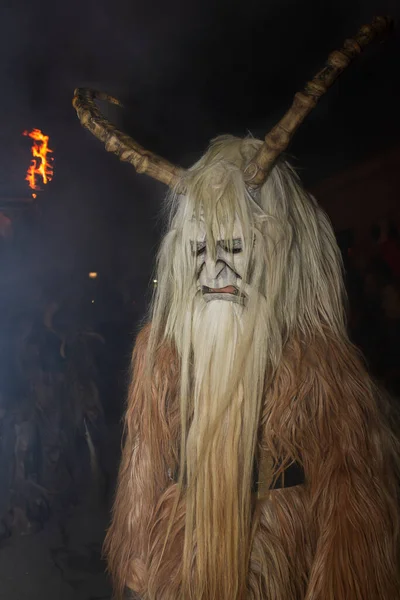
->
[0, 0, 399, 310]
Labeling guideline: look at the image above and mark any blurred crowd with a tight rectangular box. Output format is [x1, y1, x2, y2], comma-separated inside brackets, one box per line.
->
[0, 274, 139, 540]
[344, 217, 400, 397]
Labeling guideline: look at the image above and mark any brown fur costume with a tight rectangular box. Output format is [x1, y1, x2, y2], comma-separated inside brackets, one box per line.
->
[105, 322, 400, 599]
[72, 18, 398, 598]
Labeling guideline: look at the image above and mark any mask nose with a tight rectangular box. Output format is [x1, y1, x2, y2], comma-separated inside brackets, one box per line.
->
[204, 256, 225, 281]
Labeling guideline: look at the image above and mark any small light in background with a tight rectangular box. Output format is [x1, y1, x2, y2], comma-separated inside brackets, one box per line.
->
[153, 279, 158, 284]
[89, 272, 98, 279]
[91, 299, 95, 304]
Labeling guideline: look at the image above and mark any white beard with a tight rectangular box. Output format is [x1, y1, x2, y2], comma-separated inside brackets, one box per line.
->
[177, 294, 270, 598]
[178, 293, 270, 483]
[191, 298, 244, 406]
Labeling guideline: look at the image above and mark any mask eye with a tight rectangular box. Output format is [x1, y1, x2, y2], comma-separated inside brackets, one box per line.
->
[220, 238, 243, 254]
[191, 241, 206, 256]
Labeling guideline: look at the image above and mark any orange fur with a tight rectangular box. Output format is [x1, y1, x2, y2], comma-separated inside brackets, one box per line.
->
[105, 324, 400, 599]
[255, 332, 400, 599]
[104, 324, 181, 599]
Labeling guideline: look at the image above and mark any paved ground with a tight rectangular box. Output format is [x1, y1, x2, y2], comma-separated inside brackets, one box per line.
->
[0, 497, 112, 600]
[0, 422, 123, 599]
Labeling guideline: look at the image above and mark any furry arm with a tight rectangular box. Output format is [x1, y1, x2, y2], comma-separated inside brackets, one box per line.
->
[104, 324, 180, 599]
[301, 340, 400, 599]
[266, 335, 400, 600]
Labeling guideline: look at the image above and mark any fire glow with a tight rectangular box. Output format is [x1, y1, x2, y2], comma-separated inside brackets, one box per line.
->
[23, 129, 54, 197]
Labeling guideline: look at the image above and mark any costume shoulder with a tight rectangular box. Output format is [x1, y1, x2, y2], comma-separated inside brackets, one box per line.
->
[131, 322, 151, 360]
[131, 322, 178, 372]
[128, 322, 180, 420]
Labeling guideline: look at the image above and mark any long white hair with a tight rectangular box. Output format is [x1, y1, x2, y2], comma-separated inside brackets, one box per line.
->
[145, 135, 346, 599]
[150, 135, 345, 349]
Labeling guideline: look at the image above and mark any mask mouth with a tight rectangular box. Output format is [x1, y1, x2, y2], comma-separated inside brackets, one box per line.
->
[202, 285, 239, 295]
[201, 285, 247, 304]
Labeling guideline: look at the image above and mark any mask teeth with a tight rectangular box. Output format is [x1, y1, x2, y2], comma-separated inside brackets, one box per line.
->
[202, 285, 240, 296]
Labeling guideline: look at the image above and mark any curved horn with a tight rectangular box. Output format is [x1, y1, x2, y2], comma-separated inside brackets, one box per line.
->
[244, 16, 394, 188]
[81, 331, 106, 344]
[43, 302, 59, 332]
[73, 89, 186, 192]
[60, 338, 67, 359]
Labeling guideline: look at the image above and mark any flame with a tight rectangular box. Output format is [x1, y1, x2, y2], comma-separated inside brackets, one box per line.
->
[23, 129, 54, 197]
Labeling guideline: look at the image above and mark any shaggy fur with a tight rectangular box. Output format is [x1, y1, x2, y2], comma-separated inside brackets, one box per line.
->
[105, 326, 400, 600]
[104, 136, 400, 599]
